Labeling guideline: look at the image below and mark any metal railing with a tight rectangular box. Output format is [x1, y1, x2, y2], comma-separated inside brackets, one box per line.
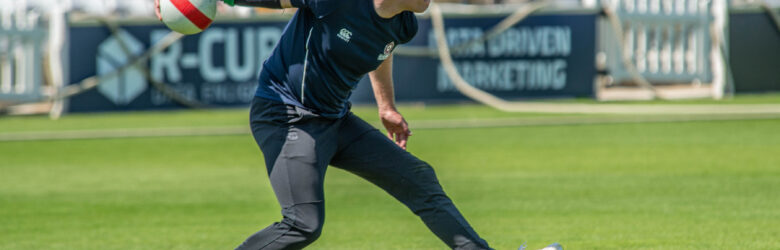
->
[598, 0, 717, 86]
[0, 4, 46, 103]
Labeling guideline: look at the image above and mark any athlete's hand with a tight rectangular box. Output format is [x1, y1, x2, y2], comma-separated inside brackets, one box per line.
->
[380, 108, 412, 150]
[154, 0, 162, 21]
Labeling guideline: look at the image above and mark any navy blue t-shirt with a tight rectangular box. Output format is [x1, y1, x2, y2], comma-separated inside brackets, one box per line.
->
[255, 0, 418, 118]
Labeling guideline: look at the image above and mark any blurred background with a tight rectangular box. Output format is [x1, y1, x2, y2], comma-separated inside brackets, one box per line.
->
[1, 0, 779, 249]
[0, 0, 778, 115]
[2, 0, 778, 17]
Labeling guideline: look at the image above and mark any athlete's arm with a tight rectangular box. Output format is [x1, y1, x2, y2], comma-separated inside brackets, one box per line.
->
[154, 0, 292, 20]
[369, 55, 412, 150]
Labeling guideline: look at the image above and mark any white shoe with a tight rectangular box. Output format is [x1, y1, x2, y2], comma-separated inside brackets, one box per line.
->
[539, 243, 563, 250]
[518, 242, 562, 250]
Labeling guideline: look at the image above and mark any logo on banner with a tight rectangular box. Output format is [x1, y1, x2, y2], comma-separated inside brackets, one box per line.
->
[96, 29, 148, 105]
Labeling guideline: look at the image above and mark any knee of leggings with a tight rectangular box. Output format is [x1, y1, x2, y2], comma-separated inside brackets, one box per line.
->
[409, 193, 454, 216]
[404, 163, 452, 214]
[292, 223, 322, 247]
[281, 203, 325, 240]
[302, 226, 323, 244]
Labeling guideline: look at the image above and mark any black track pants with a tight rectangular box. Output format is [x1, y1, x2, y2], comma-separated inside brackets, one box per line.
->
[236, 97, 491, 250]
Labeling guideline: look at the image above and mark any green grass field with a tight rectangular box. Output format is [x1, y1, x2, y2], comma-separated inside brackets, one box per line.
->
[1, 96, 779, 249]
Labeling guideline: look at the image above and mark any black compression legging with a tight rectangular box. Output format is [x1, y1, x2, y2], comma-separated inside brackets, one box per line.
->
[233, 0, 283, 9]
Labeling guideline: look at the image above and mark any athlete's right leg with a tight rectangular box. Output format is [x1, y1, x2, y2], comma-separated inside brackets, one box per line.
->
[330, 113, 491, 250]
[236, 98, 338, 250]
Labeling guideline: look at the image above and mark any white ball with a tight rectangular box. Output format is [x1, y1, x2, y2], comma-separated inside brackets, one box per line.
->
[160, 0, 217, 35]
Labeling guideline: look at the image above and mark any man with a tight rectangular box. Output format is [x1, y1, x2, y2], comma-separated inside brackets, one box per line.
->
[155, 0, 540, 249]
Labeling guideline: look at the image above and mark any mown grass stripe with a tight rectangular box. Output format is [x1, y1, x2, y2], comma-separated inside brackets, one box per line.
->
[2, 113, 779, 142]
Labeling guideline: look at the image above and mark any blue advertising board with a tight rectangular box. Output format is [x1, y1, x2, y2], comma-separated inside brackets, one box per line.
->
[67, 20, 288, 112]
[354, 13, 597, 104]
[66, 12, 596, 112]
[729, 10, 780, 93]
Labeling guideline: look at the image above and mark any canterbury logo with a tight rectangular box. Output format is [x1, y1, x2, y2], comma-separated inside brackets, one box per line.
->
[337, 28, 352, 42]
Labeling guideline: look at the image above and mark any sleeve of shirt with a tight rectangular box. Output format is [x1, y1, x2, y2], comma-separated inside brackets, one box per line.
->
[289, 0, 337, 18]
[398, 12, 419, 44]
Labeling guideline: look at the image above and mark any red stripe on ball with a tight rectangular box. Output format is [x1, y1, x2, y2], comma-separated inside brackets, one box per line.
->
[170, 0, 213, 30]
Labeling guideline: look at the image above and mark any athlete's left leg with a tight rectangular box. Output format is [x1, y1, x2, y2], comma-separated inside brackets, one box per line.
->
[329, 113, 492, 250]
